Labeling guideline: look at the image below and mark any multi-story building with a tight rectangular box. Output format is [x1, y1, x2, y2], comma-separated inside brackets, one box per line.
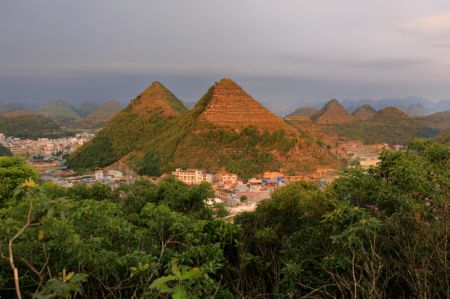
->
[220, 173, 238, 185]
[172, 168, 214, 185]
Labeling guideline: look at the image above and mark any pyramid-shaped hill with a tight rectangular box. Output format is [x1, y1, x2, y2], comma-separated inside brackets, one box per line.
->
[130, 81, 187, 117]
[135, 78, 340, 178]
[352, 104, 376, 121]
[311, 99, 353, 124]
[372, 107, 410, 122]
[67, 82, 186, 170]
[194, 78, 297, 134]
[75, 100, 123, 129]
[287, 106, 318, 118]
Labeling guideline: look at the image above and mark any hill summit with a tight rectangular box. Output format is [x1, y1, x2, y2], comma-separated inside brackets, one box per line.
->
[373, 107, 410, 122]
[352, 104, 376, 121]
[68, 82, 186, 170]
[312, 99, 352, 124]
[194, 78, 296, 133]
[75, 100, 123, 129]
[130, 81, 187, 117]
[37, 100, 80, 125]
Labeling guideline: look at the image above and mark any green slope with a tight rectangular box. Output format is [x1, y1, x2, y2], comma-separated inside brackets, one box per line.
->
[0, 115, 72, 139]
[37, 100, 80, 125]
[67, 82, 186, 171]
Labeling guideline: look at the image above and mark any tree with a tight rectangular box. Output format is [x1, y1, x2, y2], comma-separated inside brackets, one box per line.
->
[0, 157, 39, 205]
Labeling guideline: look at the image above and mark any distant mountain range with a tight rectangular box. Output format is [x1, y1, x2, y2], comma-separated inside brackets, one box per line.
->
[0, 100, 123, 129]
[339, 97, 450, 116]
[287, 99, 450, 145]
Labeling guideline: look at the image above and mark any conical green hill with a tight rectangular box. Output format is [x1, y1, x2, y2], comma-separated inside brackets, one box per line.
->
[67, 82, 186, 171]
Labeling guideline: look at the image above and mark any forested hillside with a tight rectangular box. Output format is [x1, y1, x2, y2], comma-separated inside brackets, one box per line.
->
[1, 138, 448, 298]
[0, 115, 72, 139]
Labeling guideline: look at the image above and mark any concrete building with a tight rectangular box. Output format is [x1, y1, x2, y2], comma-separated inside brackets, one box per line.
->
[220, 173, 238, 185]
[172, 168, 214, 185]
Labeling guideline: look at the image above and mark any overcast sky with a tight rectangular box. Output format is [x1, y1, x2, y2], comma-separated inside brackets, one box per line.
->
[1, 0, 450, 112]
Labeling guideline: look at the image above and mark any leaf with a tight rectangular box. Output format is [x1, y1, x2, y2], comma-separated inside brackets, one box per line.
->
[149, 275, 177, 293]
[171, 261, 181, 276]
[38, 230, 46, 241]
[179, 267, 202, 281]
[172, 285, 188, 299]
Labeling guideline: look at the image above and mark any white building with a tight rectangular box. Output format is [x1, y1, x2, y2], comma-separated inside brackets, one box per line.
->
[172, 168, 214, 185]
[0, 133, 5, 144]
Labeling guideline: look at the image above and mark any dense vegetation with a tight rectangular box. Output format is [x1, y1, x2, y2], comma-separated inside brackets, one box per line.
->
[0, 115, 73, 139]
[0, 144, 12, 156]
[1, 138, 449, 298]
[67, 107, 178, 171]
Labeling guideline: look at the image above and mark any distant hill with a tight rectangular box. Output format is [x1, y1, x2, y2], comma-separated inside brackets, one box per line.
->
[372, 107, 410, 122]
[311, 99, 353, 124]
[3, 110, 36, 118]
[76, 102, 100, 117]
[67, 81, 187, 171]
[0, 114, 72, 139]
[37, 100, 80, 125]
[0, 101, 7, 115]
[352, 104, 376, 121]
[287, 106, 318, 118]
[420, 110, 450, 129]
[0, 144, 12, 156]
[74, 100, 123, 129]
[403, 103, 428, 117]
[320, 107, 450, 145]
[69, 78, 338, 178]
[435, 128, 450, 145]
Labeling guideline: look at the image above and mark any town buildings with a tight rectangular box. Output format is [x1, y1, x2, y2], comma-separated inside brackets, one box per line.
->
[0, 133, 93, 160]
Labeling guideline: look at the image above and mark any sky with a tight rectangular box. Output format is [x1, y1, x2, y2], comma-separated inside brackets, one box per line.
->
[2, 0, 450, 113]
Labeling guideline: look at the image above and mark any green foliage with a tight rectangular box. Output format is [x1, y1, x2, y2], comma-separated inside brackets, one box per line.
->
[0, 144, 12, 156]
[0, 156, 39, 204]
[36, 271, 87, 299]
[149, 261, 202, 299]
[67, 109, 177, 171]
